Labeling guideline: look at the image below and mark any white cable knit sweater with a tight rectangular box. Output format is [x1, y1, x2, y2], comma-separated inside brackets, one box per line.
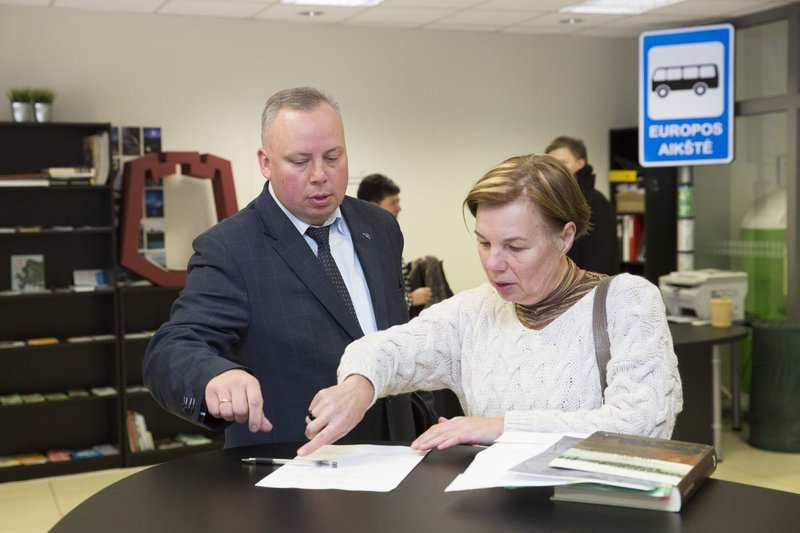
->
[339, 273, 683, 439]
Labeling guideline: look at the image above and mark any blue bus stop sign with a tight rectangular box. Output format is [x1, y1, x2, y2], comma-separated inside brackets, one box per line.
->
[639, 24, 734, 167]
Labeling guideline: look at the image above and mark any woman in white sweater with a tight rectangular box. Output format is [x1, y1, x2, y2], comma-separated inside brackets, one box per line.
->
[299, 154, 682, 456]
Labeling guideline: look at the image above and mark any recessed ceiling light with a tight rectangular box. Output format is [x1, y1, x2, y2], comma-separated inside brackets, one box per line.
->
[299, 10, 325, 17]
[560, 0, 685, 16]
[560, 18, 582, 25]
[281, 0, 384, 6]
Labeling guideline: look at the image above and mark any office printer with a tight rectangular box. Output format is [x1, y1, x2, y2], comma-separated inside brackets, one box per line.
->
[659, 269, 748, 321]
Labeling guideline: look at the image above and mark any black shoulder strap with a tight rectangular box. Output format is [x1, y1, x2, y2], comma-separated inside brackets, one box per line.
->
[593, 275, 615, 398]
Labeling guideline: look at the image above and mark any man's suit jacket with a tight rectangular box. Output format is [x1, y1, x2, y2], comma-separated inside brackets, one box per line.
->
[143, 184, 416, 447]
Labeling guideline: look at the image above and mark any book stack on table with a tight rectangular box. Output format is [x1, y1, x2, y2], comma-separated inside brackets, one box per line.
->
[512, 431, 717, 512]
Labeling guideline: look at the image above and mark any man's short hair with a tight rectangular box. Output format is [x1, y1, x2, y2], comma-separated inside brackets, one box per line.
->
[261, 87, 340, 147]
[545, 135, 588, 162]
[357, 174, 400, 203]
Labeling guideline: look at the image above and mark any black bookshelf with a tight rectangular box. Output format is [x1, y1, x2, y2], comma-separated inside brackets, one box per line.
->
[0, 122, 110, 175]
[118, 285, 223, 465]
[609, 128, 677, 284]
[0, 122, 223, 482]
[0, 122, 118, 482]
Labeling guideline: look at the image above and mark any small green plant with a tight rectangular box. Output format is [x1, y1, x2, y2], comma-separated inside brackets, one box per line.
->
[6, 87, 33, 103]
[30, 88, 56, 104]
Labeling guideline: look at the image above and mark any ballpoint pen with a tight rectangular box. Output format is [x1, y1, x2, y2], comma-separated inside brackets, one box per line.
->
[241, 457, 338, 468]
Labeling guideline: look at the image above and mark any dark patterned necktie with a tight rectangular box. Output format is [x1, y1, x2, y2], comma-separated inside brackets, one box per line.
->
[306, 225, 357, 320]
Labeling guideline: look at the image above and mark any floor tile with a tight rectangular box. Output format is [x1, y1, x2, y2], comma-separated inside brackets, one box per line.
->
[0, 478, 60, 533]
[49, 466, 152, 516]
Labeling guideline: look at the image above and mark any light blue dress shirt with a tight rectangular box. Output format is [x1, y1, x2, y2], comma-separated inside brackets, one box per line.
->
[268, 182, 378, 334]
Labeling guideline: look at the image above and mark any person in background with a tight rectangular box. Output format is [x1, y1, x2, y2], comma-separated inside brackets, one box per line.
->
[545, 136, 619, 276]
[298, 154, 682, 456]
[143, 87, 416, 448]
[357, 173, 432, 309]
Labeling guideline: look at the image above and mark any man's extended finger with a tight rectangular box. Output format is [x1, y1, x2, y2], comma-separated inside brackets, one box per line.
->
[259, 414, 273, 432]
[245, 379, 265, 432]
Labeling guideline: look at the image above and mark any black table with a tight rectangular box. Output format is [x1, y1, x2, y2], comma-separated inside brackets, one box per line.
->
[52, 442, 800, 532]
[670, 323, 749, 456]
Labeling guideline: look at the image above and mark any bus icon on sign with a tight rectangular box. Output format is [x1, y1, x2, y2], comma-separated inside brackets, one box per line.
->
[652, 64, 719, 97]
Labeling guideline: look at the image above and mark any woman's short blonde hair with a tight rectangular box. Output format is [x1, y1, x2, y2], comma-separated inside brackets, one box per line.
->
[464, 154, 591, 238]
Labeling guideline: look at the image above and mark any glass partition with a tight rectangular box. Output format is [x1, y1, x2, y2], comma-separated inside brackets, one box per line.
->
[694, 112, 787, 319]
[735, 20, 787, 100]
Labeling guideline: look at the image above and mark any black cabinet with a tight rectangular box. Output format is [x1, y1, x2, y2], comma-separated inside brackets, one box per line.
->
[0, 122, 107, 175]
[0, 122, 220, 482]
[0, 122, 122, 482]
[118, 286, 222, 466]
[609, 128, 677, 284]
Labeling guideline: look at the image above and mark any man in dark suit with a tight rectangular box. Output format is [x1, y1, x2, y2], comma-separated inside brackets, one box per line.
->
[143, 87, 415, 448]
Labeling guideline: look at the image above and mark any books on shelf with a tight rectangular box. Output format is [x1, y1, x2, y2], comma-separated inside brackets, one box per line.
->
[175, 433, 213, 446]
[155, 438, 185, 450]
[0, 172, 50, 187]
[44, 166, 96, 186]
[16, 226, 43, 233]
[45, 166, 95, 179]
[618, 215, 645, 263]
[43, 392, 69, 401]
[66, 335, 94, 343]
[547, 431, 717, 512]
[10, 254, 45, 292]
[0, 393, 23, 406]
[126, 410, 155, 453]
[124, 331, 155, 340]
[0, 444, 119, 468]
[71, 448, 102, 460]
[49, 177, 95, 186]
[0, 340, 26, 349]
[46, 449, 72, 462]
[72, 268, 108, 289]
[92, 443, 120, 456]
[26, 337, 59, 346]
[21, 393, 46, 404]
[14, 453, 48, 465]
[0, 456, 22, 468]
[84, 131, 110, 185]
[90, 386, 117, 397]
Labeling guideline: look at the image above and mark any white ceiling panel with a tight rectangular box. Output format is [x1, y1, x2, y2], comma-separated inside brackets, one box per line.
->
[159, 0, 269, 18]
[255, 3, 364, 22]
[0, 0, 794, 36]
[344, 6, 455, 27]
[52, 0, 167, 12]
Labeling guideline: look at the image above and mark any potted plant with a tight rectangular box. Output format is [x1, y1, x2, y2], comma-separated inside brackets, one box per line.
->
[31, 88, 56, 123]
[6, 88, 33, 122]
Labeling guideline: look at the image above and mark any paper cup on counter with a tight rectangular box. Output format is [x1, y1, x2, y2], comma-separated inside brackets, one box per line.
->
[710, 297, 733, 328]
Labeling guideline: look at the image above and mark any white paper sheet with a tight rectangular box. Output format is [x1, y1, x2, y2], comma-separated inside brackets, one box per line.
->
[255, 444, 427, 492]
[445, 431, 588, 492]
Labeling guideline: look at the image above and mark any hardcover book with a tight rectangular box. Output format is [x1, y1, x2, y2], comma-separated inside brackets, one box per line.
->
[46, 449, 72, 462]
[45, 166, 95, 178]
[548, 431, 717, 512]
[10, 254, 45, 292]
[0, 172, 50, 187]
[0, 456, 22, 468]
[15, 453, 48, 465]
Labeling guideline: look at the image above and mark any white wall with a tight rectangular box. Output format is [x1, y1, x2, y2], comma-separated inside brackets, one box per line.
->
[0, 5, 639, 292]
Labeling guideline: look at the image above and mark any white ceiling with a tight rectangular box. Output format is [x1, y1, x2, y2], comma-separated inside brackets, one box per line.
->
[1, 0, 795, 37]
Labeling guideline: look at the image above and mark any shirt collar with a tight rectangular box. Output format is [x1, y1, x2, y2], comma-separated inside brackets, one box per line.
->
[268, 181, 343, 235]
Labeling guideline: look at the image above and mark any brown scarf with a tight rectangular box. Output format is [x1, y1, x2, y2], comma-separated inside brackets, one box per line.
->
[515, 258, 606, 330]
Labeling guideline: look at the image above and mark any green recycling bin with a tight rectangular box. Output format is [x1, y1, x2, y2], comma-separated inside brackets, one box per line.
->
[749, 320, 800, 452]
